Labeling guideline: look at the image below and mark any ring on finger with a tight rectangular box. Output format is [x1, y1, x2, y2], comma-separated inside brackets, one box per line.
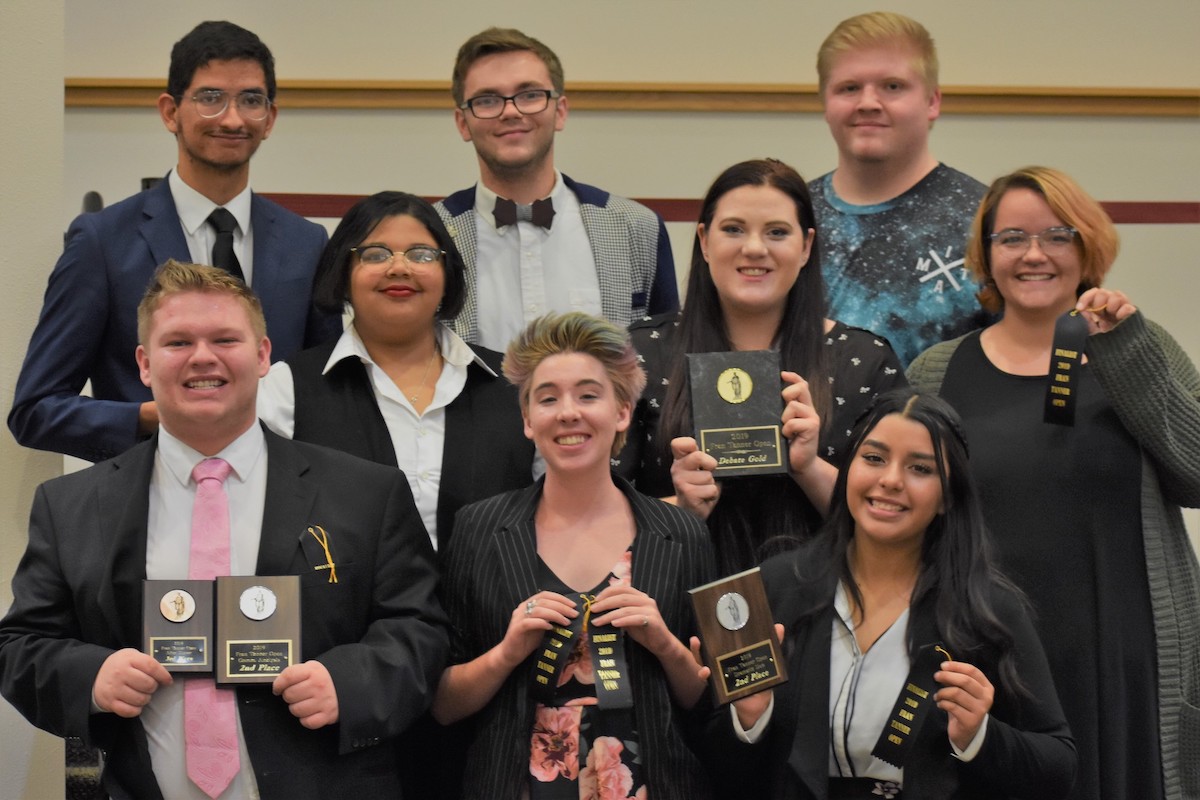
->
[642, 615, 649, 627]
[525, 599, 536, 616]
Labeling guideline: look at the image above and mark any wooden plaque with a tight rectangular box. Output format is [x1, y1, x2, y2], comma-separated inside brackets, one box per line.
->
[687, 350, 786, 478]
[143, 579, 213, 672]
[215, 575, 301, 685]
[689, 567, 787, 705]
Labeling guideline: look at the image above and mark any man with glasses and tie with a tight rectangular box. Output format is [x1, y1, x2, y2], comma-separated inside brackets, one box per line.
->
[9, 21, 340, 463]
[0, 261, 447, 799]
[435, 27, 678, 352]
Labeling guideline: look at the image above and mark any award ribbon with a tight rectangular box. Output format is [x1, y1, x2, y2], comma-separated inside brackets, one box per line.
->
[870, 643, 952, 768]
[304, 525, 338, 583]
[1043, 310, 1090, 427]
[528, 593, 633, 709]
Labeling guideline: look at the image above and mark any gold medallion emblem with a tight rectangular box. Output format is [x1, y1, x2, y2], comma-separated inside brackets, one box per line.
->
[717, 368, 753, 404]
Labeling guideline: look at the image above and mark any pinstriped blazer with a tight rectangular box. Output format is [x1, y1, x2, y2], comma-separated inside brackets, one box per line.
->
[434, 175, 678, 345]
[440, 476, 717, 800]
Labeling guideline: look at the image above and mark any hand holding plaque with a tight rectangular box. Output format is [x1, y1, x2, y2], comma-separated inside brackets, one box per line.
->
[687, 351, 786, 478]
[689, 567, 787, 704]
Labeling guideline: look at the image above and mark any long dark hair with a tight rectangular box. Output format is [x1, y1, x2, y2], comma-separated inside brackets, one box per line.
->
[658, 159, 831, 572]
[311, 191, 466, 321]
[792, 389, 1031, 698]
[660, 158, 829, 441]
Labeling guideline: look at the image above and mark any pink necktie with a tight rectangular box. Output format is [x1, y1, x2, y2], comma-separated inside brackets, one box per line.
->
[185, 458, 240, 798]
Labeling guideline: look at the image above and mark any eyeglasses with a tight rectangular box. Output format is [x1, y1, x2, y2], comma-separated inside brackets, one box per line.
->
[350, 244, 444, 268]
[988, 226, 1078, 255]
[459, 89, 558, 119]
[184, 89, 273, 121]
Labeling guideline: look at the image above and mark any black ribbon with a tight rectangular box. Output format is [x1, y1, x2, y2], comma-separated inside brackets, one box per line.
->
[1043, 310, 1089, 426]
[528, 593, 632, 709]
[870, 642, 950, 768]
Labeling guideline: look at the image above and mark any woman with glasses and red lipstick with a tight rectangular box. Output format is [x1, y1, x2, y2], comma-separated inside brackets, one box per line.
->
[908, 167, 1200, 800]
[257, 191, 536, 552]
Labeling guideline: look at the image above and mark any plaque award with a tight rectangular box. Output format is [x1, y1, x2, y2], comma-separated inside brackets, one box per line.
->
[689, 567, 787, 704]
[215, 575, 301, 684]
[143, 579, 213, 672]
[687, 350, 786, 478]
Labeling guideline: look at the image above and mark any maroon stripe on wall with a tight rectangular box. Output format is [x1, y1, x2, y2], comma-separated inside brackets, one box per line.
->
[260, 193, 1199, 226]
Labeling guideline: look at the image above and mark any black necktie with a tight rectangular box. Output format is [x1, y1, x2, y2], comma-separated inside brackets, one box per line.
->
[207, 208, 245, 282]
[492, 196, 555, 229]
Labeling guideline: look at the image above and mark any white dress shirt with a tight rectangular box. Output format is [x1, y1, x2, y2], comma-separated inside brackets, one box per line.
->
[472, 171, 601, 352]
[141, 423, 268, 800]
[169, 169, 255, 285]
[257, 324, 487, 549]
[732, 582, 987, 779]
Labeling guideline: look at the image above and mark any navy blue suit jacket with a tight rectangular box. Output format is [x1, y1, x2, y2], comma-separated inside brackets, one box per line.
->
[8, 179, 341, 462]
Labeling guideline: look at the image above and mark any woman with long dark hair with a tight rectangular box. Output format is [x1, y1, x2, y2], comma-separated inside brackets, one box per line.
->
[698, 389, 1076, 798]
[616, 159, 906, 573]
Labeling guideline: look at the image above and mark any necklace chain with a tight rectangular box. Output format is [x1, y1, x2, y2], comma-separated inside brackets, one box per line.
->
[407, 344, 440, 404]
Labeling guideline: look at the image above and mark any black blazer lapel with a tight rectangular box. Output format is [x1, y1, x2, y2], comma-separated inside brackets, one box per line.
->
[256, 429, 317, 576]
[783, 608, 835, 800]
[95, 439, 157, 647]
[491, 485, 541, 608]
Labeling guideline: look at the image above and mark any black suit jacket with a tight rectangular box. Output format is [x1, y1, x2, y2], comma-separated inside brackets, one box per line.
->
[285, 337, 536, 547]
[0, 427, 448, 799]
[440, 477, 717, 800]
[700, 552, 1076, 799]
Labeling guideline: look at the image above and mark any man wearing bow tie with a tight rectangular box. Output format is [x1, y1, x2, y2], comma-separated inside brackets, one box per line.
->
[436, 27, 678, 352]
[0, 261, 447, 799]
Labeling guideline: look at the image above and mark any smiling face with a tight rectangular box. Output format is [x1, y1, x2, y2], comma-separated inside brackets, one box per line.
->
[348, 214, 446, 344]
[136, 289, 270, 455]
[989, 187, 1084, 319]
[454, 50, 567, 185]
[698, 184, 815, 322]
[822, 46, 939, 167]
[846, 413, 944, 552]
[523, 352, 631, 477]
[158, 58, 277, 185]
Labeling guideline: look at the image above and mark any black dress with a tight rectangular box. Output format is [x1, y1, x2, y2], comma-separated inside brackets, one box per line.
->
[939, 331, 1162, 800]
[617, 312, 906, 573]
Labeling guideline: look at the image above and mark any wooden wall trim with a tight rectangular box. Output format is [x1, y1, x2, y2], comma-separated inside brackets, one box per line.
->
[65, 78, 1200, 118]
[258, 193, 1200, 226]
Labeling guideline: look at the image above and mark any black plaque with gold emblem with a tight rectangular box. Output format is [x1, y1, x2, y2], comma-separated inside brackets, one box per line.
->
[689, 567, 787, 704]
[143, 579, 213, 672]
[687, 350, 786, 478]
[215, 575, 301, 684]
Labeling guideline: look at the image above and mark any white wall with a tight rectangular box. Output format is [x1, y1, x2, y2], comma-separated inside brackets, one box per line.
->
[1, 1, 68, 798]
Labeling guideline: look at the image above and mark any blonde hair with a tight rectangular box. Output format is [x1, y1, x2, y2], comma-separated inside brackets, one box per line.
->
[503, 312, 646, 457]
[451, 27, 564, 106]
[817, 12, 938, 96]
[137, 259, 266, 344]
[967, 166, 1120, 313]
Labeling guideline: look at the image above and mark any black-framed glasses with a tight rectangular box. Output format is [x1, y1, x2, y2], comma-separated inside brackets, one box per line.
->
[350, 244, 444, 268]
[184, 89, 273, 121]
[988, 226, 1078, 255]
[459, 89, 558, 119]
